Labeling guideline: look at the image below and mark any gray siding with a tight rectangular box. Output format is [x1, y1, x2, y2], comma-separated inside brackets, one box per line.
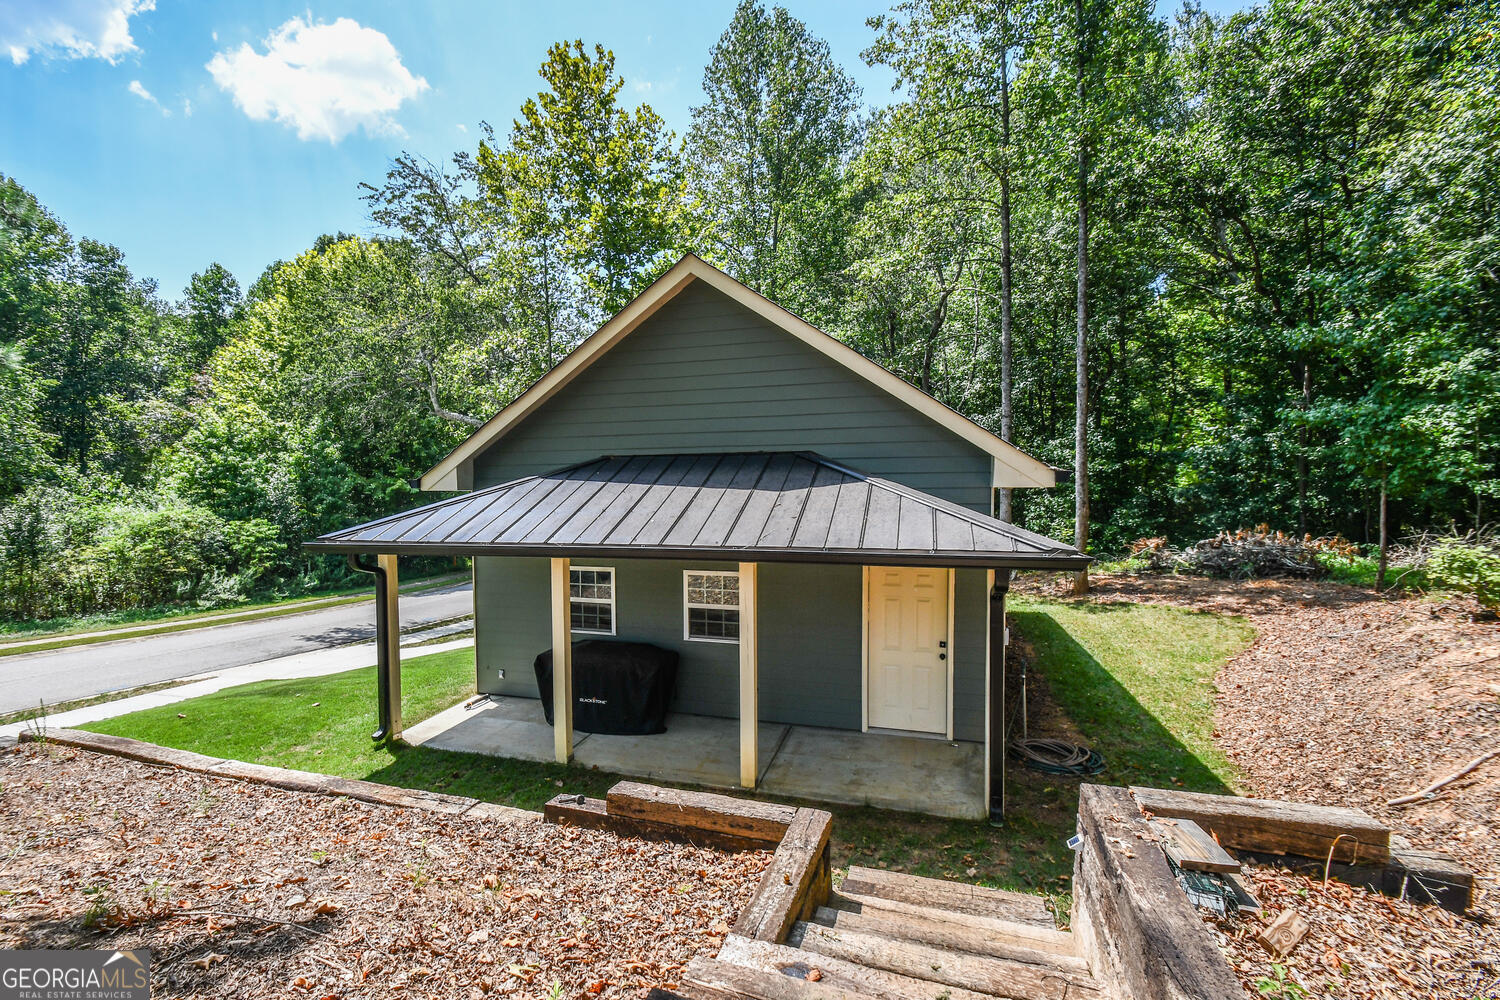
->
[469, 283, 995, 514]
[473, 555, 987, 740]
[952, 568, 990, 742]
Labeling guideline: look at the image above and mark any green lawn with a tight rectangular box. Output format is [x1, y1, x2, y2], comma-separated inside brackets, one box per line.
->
[85, 647, 612, 810]
[83, 596, 1254, 911]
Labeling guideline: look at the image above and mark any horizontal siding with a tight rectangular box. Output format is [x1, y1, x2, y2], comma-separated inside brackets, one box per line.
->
[472, 283, 994, 513]
[952, 568, 990, 742]
[473, 555, 988, 740]
[758, 562, 863, 729]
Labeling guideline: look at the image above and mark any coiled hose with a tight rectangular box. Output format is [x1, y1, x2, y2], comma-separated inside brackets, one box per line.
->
[1009, 737, 1106, 776]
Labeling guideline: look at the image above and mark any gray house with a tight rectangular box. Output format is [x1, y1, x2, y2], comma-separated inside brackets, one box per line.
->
[308, 254, 1086, 820]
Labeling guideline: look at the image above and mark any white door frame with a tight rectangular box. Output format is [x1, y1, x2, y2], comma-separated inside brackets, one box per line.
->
[861, 565, 954, 740]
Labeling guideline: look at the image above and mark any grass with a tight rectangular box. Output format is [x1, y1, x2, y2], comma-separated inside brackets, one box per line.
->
[1007, 597, 1253, 792]
[82, 596, 1255, 910]
[82, 648, 604, 810]
[0, 572, 468, 656]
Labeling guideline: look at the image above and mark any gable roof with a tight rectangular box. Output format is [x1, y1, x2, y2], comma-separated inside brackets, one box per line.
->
[314, 452, 1087, 569]
[421, 254, 1056, 492]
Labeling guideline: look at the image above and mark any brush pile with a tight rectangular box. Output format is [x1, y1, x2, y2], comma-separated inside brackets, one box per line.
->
[1129, 527, 1357, 580]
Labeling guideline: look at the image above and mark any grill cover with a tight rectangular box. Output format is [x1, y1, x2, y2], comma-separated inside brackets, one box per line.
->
[534, 640, 679, 735]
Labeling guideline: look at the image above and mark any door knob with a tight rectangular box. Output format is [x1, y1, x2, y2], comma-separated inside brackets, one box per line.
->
[938, 653, 947, 661]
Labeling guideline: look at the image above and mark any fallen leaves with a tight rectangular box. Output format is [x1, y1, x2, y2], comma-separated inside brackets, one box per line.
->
[0, 745, 771, 1000]
[1214, 865, 1497, 1000]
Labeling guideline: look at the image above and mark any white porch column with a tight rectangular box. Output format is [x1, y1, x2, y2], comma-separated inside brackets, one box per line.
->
[550, 557, 573, 763]
[739, 561, 759, 788]
[377, 553, 402, 740]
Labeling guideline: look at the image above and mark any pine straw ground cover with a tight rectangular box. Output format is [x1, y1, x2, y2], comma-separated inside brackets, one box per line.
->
[0, 744, 769, 999]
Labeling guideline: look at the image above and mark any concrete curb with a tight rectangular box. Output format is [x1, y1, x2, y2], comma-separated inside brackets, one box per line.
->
[17, 728, 538, 825]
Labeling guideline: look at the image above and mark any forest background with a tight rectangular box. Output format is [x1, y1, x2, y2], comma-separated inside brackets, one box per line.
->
[2, 0, 1495, 623]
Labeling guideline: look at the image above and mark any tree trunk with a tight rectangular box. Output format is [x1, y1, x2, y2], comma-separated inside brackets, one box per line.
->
[997, 40, 1016, 525]
[1377, 472, 1389, 592]
[1298, 361, 1311, 535]
[1071, 0, 1091, 597]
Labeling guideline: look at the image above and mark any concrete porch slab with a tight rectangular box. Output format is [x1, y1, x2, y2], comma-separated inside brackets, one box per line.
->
[407, 694, 985, 820]
[404, 695, 589, 762]
[759, 726, 985, 820]
[574, 714, 788, 789]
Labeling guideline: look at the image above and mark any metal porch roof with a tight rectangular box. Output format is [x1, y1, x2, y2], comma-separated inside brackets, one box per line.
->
[305, 453, 1089, 569]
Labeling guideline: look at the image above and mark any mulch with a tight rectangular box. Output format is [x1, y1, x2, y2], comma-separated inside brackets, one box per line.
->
[1213, 865, 1497, 999]
[1018, 572, 1500, 997]
[0, 744, 769, 999]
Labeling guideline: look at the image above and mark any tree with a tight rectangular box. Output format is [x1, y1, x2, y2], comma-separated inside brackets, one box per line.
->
[29, 238, 161, 476]
[844, 112, 996, 403]
[686, 1, 861, 320]
[866, 0, 1043, 521]
[180, 263, 242, 371]
[478, 41, 684, 319]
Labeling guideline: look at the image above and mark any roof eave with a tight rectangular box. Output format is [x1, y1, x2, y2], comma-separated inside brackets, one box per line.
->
[301, 538, 1090, 571]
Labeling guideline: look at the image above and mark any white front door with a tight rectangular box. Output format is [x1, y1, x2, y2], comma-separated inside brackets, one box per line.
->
[867, 566, 950, 735]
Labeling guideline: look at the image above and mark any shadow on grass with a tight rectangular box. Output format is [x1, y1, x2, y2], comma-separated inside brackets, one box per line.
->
[1009, 604, 1235, 797]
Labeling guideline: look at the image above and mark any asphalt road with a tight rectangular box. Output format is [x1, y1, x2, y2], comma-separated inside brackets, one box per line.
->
[0, 582, 474, 715]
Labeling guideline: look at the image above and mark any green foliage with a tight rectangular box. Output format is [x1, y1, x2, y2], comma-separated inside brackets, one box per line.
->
[478, 40, 684, 318]
[685, 1, 862, 322]
[3, 0, 1498, 624]
[0, 482, 280, 622]
[1426, 540, 1500, 610]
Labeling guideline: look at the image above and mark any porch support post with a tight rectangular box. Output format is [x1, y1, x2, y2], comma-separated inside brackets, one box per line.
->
[988, 569, 1010, 823]
[550, 557, 573, 763]
[378, 554, 402, 741]
[738, 561, 759, 789]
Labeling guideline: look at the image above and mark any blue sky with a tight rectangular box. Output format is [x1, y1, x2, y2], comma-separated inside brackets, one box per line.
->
[2, 0, 1242, 300]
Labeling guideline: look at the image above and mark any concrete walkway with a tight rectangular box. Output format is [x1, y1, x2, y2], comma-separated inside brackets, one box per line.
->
[405, 694, 985, 819]
[0, 635, 474, 740]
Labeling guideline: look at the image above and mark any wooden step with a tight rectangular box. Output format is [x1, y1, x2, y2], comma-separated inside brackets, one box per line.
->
[717, 935, 1001, 1000]
[682, 956, 883, 1000]
[790, 922, 1103, 1000]
[811, 906, 1086, 972]
[838, 866, 1055, 926]
[826, 891, 1073, 957]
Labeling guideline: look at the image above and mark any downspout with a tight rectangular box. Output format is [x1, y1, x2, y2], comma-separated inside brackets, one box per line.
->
[989, 569, 1011, 825]
[347, 554, 395, 742]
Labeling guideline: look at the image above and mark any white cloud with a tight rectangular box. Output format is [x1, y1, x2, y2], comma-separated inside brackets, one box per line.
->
[455, 123, 466, 133]
[206, 16, 428, 143]
[181, 97, 192, 117]
[128, 78, 169, 115]
[1, 0, 154, 65]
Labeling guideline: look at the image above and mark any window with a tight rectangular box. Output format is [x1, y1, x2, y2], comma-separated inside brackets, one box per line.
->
[569, 566, 615, 635]
[684, 570, 739, 643]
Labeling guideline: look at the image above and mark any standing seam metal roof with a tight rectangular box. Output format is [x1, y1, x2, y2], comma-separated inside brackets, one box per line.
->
[306, 453, 1089, 569]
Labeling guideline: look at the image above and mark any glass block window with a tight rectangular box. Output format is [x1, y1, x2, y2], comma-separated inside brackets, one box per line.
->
[684, 570, 739, 643]
[569, 566, 615, 635]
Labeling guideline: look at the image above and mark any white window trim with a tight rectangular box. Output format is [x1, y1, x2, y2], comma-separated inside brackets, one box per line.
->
[569, 565, 616, 636]
[683, 569, 741, 644]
